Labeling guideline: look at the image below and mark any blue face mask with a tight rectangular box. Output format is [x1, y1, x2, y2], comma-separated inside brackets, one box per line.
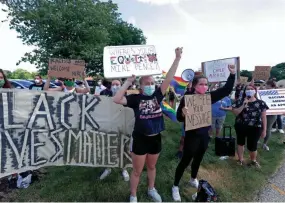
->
[245, 90, 255, 97]
[143, 85, 155, 96]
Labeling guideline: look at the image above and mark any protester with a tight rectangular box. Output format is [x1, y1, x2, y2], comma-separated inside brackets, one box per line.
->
[0, 69, 12, 89]
[232, 84, 268, 167]
[113, 47, 183, 203]
[99, 79, 130, 182]
[44, 71, 90, 93]
[29, 75, 45, 90]
[272, 115, 284, 134]
[172, 65, 235, 202]
[168, 87, 176, 108]
[262, 80, 278, 151]
[94, 79, 106, 95]
[176, 82, 192, 159]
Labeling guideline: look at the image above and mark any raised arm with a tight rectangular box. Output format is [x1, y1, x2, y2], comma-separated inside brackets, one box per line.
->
[75, 74, 90, 94]
[44, 71, 63, 91]
[210, 65, 236, 104]
[160, 47, 182, 95]
[113, 75, 136, 105]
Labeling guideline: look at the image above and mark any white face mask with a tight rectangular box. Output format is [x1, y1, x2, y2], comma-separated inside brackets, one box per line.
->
[98, 81, 102, 86]
[111, 85, 120, 94]
[132, 85, 136, 89]
[35, 79, 40, 84]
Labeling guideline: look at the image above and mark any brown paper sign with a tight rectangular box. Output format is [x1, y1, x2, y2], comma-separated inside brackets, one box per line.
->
[240, 76, 248, 84]
[253, 66, 271, 81]
[126, 90, 140, 95]
[48, 58, 85, 79]
[185, 94, 212, 131]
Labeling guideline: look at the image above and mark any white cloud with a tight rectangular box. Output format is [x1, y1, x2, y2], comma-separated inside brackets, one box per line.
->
[135, 0, 182, 5]
[127, 16, 136, 26]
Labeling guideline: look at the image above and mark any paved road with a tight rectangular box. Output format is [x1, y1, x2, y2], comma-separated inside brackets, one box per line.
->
[257, 161, 285, 202]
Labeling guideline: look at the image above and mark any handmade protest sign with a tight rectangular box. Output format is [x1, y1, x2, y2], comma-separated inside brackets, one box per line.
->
[184, 94, 212, 131]
[253, 66, 271, 81]
[240, 76, 248, 84]
[0, 89, 135, 178]
[48, 58, 85, 79]
[103, 45, 161, 78]
[257, 89, 285, 115]
[202, 57, 240, 82]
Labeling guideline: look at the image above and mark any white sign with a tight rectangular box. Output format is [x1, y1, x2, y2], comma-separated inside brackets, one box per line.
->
[103, 45, 161, 78]
[203, 57, 239, 82]
[257, 89, 285, 115]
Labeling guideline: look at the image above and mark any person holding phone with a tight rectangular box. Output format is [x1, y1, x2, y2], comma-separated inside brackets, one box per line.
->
[232, 85, 268, 167]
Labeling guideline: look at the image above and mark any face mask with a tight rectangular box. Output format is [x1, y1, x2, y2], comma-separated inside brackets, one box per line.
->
[35, 79, 40, 84]
[64, 80, 74, 87]
[132, 85, 136, 89]
[143, 85, 155, 96]
[0, 79, 5, 88]
[111, 85, 120, 94]
[245, 90, 256, 97]
[195, 86, 208, 94]
[98, 81, 102, 86]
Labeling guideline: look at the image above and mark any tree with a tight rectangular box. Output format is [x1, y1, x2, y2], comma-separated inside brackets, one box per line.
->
[240, 70, 252, 81]
[2, 0, 146, 76]
[270, 63, 285, 81]
[9, 68, 33, 79]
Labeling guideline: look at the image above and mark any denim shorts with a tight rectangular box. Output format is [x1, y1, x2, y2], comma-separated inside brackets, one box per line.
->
[211, 116, 226, 129]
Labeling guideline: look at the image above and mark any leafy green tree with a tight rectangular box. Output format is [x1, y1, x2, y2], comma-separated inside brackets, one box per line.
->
[240, 70, 252, 81]
[2, 0, 146, 76]
[270, 63, 285, 81]
[9, 68, 33, 79]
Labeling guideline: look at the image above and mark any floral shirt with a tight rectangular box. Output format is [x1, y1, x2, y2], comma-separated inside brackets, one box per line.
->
[232, 99, 269, 127]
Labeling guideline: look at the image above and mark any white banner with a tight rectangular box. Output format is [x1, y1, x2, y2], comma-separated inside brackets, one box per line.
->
[257, 89, 285, 115]
[0, 89, 135, 178]
[103, 45, 161, 78]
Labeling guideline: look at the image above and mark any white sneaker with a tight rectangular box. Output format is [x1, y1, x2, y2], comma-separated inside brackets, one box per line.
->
[130, 195, 137, 202]
[99, 168, 111, 180]
[148, 188, 162, 202]
[189, 178, 199, 189]
[271, 128, 277, 133]
[263, 144, 270, 151]
[122, 169, 130, 181]
[172, 186, 181, 202]
[279, 129, 285, 134]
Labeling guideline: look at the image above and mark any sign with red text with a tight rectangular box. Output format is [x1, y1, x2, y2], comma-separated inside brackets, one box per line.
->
[202, 57, 240, 83]
[103, 45, 161, 78]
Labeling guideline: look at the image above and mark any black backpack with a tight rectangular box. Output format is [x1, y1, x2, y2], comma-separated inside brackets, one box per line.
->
[195, 180, 218, 202]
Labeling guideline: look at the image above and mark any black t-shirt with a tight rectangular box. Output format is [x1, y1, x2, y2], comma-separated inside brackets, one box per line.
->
[232, 99, 269, 127]
[100, 89, 113, 97]
[29, 83, 45, 91]
[126, 88, 165, 135]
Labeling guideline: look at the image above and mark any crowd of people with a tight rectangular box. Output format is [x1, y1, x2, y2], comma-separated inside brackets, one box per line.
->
[0, 47, 284, 202]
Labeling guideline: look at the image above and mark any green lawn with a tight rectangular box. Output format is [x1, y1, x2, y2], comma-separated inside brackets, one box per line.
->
[4, 113, 285, 202]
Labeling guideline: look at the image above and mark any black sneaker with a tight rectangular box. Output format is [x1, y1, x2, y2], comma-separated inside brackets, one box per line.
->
[237, 160, 244, 166]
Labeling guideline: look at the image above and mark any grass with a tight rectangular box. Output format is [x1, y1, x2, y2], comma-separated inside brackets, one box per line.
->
[3, 113, 285, 202]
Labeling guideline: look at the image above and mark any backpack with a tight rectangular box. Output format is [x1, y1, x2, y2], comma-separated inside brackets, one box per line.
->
[195, 180, 218, 202]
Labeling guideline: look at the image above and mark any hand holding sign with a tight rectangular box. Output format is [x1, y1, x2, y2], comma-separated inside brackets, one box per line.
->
[228, 65, 236, 74]
[182, 106, 189, 117]
[175, 47, 183, 59]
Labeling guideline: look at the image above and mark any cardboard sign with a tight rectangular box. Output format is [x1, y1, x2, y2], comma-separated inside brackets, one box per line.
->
[126, 90, 140, 95]
[257, 89, 285, 115]
[202, 57, 240, 82]
[240, 76, 248, 84]
[0, 89, 135, 178]
[103, 45, 161, 78]
[48, 58, 85, 79]
[253, 66, 271, 81]
[185, 94, 212, 131]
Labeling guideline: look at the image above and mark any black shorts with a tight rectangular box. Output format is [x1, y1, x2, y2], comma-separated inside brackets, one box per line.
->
[235, 123, 262, 152]
[130, 133, 162, 155]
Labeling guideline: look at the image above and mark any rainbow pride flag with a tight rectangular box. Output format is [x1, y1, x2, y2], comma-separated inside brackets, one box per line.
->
[162, 71, 188, 95]
[161, 101, 177, 122]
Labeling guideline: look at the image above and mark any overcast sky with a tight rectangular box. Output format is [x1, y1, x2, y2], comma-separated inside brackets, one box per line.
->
[1, 0, 285, 76]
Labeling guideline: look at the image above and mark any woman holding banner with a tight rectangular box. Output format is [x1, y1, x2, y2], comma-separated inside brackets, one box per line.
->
[171, 65, 236, 202]
[113, 47, 183, 203]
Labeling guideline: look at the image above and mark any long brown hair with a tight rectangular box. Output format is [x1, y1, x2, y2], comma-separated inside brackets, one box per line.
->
[0, 69, 12, 88]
